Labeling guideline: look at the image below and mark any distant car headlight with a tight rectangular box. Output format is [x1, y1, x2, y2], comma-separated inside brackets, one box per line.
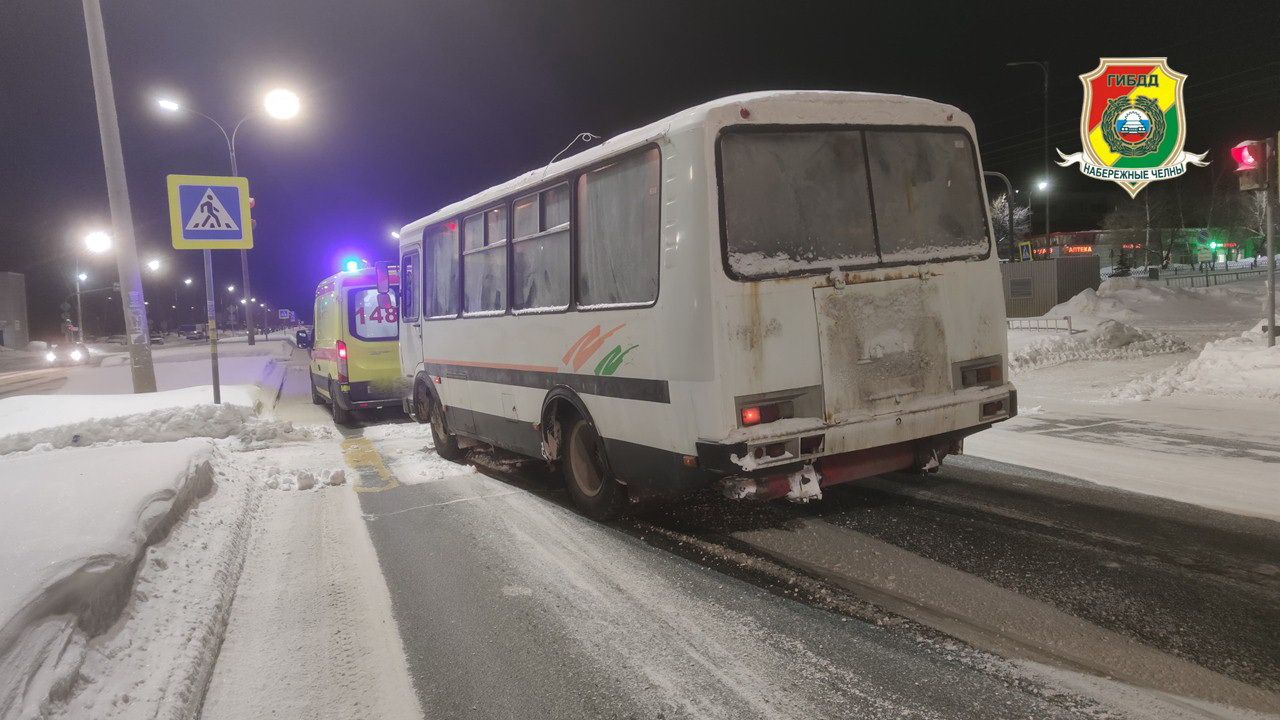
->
[45, 351, 57, 362]
[70, 349, 83, 361]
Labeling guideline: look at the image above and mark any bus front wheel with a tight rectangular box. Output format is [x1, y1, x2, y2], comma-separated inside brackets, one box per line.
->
[563, 418, 626, 520]
[430, 398, 463, 461]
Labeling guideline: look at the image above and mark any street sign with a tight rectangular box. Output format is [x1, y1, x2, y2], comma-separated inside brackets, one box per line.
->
[278, 308, 291, 320]
[166, 174, 254, 250]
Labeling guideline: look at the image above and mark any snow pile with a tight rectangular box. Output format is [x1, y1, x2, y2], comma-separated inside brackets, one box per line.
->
[0, 387, 262, 455]
[263, 467, 346, 491]
[235, 419, 334, 449]
[0, 439, 216, 719]
[1110, 324, 1280, 401]
[1008, 320, 1188, 373]
[1047, 277, 1272, 332]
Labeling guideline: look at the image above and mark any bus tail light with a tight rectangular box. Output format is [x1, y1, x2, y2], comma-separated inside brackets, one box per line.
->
[336, 340, 349, 383]
[738, 401, 793, 428]
[954, 356, 1004, 389]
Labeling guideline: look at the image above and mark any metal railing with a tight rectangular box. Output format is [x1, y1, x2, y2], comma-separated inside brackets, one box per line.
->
[1007, 316, 1074, 332]
[1159, 269, 1269, 288]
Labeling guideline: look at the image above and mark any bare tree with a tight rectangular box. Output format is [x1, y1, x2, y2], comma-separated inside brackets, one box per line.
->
[988, 193, 1032, 258]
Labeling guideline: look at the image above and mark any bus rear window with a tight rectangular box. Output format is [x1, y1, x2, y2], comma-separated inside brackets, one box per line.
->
[348, 287, 399, 341]
[720, 127, 988, 279]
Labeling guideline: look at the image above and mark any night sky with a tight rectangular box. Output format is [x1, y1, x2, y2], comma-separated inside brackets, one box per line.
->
[2, 0, 1277, 339]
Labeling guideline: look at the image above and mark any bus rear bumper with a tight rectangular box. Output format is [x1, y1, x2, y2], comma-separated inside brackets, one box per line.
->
[699, 386, 1017, 498]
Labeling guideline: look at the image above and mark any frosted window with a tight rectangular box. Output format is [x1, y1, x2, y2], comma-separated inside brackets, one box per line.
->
[721, 130, 877, 277]
[576, 148, 660, 306]
[866, 130, 988, 263]
[425, 221, 459, 317]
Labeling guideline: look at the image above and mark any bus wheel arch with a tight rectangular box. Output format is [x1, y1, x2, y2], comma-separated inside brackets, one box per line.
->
[411, 372, 436, 424]
[540, 388, 600, 466]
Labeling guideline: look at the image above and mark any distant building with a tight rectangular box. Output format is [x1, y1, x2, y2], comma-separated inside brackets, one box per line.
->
[0, 272, 29, 349]
[1023, 229, 1260, 267]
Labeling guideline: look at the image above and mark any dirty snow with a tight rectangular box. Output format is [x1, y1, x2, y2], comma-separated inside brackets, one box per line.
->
[1007, 320, 1188, 374]
[0, 439, 216, 719]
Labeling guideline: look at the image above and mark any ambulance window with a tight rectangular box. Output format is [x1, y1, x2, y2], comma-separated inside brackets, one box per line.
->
[348, 287, 399, 341]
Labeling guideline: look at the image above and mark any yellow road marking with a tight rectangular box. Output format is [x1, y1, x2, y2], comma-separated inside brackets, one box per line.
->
[341, 436, 401, 493]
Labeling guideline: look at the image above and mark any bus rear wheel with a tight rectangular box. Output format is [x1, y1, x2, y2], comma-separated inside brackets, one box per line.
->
[429, 398, 463, 461]
[563, 418, 626, 520]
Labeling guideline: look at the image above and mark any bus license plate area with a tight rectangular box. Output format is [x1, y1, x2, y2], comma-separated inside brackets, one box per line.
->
[739, 433, 827, 470]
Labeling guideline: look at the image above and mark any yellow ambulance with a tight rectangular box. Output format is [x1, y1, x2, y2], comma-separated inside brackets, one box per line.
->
[309, 263, 401, 425]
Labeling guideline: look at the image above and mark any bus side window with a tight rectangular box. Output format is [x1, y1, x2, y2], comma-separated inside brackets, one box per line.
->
[425, 220, 460, 318]
[512, 186, 570, 312]
[576, 147, 661, 306]
[400, 249, 420, 321]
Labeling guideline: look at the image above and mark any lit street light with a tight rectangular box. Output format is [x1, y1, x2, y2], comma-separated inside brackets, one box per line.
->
[77, 272, 88, 282]
[156, 87, 302, 347]
[146, 258, 161, 272]
[184, 277, 194, 286]
[263, 88, 301, 120]
[1036, 179, 1050, 192]
[84, 230, 112, 254]
[227, 284, 236, 292]
[390, 230, 400, 241]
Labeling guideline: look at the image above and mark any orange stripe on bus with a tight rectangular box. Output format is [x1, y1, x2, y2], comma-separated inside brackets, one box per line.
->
[563, 325, 600, 365]
[571, 324, 624, 371]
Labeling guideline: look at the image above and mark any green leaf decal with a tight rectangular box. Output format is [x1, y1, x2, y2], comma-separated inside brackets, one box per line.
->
[594, 344, 638, 376]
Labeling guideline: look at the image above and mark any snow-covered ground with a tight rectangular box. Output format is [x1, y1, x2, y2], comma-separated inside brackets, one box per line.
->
[0, 341, 395, 720]
[970, 277, 1280, 521]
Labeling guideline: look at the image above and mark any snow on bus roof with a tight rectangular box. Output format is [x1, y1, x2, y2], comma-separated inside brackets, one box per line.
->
[399, 90, 967, 238]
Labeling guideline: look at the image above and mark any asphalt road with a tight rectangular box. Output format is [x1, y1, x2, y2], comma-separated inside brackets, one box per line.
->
[270, 348, 1280, 719]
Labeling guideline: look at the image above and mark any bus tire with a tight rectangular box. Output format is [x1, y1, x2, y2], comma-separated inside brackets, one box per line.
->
[412, 379, 432, 424]
[330, 380, 353, 426]
[429, 397, 463, 461]
[563, 418, 626, 520]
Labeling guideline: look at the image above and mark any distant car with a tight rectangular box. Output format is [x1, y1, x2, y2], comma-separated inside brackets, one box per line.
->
[185, 329, 208, 341]
[44, 343, 90, 366]
[149, 332, 166, 345]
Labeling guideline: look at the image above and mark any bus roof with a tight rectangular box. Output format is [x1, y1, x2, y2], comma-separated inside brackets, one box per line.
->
[398, 90, 969, 240]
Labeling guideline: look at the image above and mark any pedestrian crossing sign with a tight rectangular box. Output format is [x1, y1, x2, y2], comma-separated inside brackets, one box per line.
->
[167, 174, 253, 249]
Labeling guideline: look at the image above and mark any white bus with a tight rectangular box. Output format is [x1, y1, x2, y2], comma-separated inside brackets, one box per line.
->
[397, 91, 1016, 518]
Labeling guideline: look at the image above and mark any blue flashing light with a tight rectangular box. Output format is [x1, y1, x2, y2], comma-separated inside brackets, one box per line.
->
[343, 259, 361, 272]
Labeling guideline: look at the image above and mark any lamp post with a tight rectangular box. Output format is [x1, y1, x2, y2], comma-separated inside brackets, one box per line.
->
[156, 88, 300, 346]
[80, 0, 156, 392]
[1008, 60, 1050, 237]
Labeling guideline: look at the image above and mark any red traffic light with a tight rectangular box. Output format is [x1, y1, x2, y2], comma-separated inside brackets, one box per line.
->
[1232, 141, 1263, 172]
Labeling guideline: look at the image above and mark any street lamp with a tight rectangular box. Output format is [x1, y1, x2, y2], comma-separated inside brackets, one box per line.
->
[184, 277, 193, 286]
[1037, 179, 1050, 192]
[1007, 60, 1051, 236]
[146, 258, 161, 272]
[155, 87, 301, 346]
[84, 230, 112, 254]
[390, 230, 400, 241]
[77, 272, 88, 282]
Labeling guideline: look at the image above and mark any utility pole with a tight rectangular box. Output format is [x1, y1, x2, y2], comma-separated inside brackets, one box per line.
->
[81, 0, 156, 392]
[1007, 61, 1051, 236]
[1267, 183, 1276, 348]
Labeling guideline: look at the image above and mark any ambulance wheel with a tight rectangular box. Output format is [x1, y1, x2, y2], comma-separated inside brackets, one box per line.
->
[330, 380, 352, 426]
[429, 397, 463, 461]
[310, 373, 324, 405]
[563, 418, 626, 521]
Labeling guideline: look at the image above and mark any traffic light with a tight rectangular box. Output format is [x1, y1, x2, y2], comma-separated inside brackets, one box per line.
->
[1232, 139, 1272, 191]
